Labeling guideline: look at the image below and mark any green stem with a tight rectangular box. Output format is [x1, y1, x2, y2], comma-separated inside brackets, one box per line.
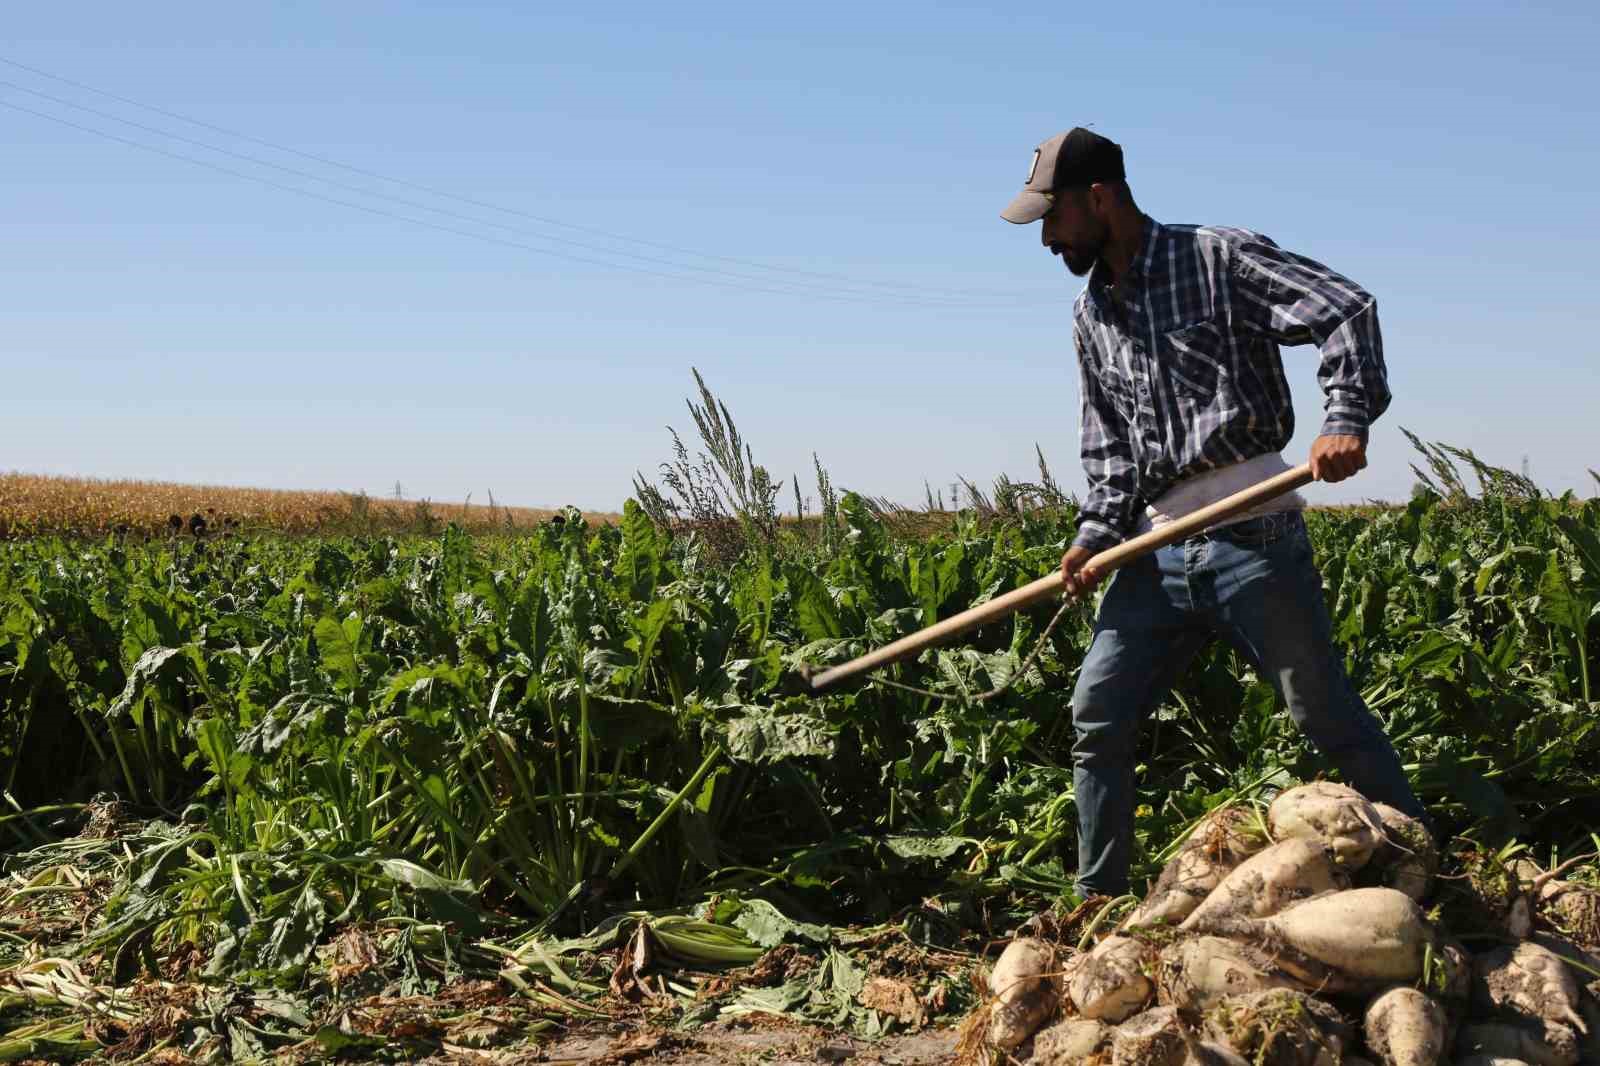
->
[608, 745, 723, 884]
[575, 662, 591, 874]
[105, 724, 143, 806]
[1577, 631, 1592, 703]
[377, 740, 542, 911]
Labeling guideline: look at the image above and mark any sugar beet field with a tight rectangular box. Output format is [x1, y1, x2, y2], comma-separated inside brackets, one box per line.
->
[3, 442, 1600, 1064]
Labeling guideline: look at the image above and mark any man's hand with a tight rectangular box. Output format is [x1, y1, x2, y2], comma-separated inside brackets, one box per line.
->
[1060, 545, 1103, 599]
[1309, 433, 1367, 483]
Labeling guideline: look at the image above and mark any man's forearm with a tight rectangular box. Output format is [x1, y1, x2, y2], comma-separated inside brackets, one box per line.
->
[1314, 297, 1390, 439]
[1229, 235, 1391, 438]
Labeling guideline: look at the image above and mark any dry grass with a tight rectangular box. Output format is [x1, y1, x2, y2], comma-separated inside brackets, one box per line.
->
[0, 472, 617, 539]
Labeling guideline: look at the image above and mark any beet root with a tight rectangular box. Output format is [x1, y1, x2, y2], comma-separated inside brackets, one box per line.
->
[1030, 1017, 1112, 1065]
[1067, 934, 1155, 1024]
[1363, 985, 1447, 1066]
[1128, 805, 1266, 929]
[1157, 935, 1313, 1013]
[1204, 987, 1352, 1066]
[1112, 1005, 1189, 1066]
[1367, 802, 1440, 902]
[1472, 940, 1587, 1036]
[1181, 837, 1350, 930]
[1267, 782, 1383, 870]
[986, 936, 1057, 1049]
[1455, 1020, 1578, 1066]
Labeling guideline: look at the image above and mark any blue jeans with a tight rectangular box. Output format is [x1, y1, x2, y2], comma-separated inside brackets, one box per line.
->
[1070, 510, 1425, 896]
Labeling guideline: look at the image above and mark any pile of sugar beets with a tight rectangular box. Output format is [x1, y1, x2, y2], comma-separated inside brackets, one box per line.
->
[978, 782, 1600, 1066]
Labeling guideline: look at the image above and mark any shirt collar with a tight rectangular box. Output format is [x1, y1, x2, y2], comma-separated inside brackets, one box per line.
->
[1088, 215, 1162, 300]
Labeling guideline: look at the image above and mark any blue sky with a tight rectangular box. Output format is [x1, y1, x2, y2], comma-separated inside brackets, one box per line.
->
[5, 2, 1597, 513]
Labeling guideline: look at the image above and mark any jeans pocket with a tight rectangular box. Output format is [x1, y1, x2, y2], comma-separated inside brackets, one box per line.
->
[1218, 512, 1299, 548]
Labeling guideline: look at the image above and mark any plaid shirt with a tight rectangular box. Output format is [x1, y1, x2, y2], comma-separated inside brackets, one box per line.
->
[1071, 217, 1389, 552]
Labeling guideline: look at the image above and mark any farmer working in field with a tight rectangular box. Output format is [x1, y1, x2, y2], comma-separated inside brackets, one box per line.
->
[1001, 127, 1429, 897]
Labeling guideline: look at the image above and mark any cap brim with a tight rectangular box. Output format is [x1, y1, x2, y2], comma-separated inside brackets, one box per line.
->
[1000, 190, 1051, 224]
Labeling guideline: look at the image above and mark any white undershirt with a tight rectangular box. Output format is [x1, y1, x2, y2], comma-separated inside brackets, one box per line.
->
[1131, 452, 1307, 536]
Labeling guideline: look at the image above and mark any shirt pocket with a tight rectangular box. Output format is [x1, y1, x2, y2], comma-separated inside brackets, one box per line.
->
[1161, 319, 1226, 403]
[1092, 351, 1138, 417]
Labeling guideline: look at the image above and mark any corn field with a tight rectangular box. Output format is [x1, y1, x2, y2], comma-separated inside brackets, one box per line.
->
[0, 472, 585, 540]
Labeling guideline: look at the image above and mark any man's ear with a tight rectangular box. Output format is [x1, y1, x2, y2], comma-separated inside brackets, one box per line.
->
[1085, 181, 1109, 218]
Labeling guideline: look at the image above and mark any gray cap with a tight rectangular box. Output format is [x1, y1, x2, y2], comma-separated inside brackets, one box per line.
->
[1000, 127, 1126, 224]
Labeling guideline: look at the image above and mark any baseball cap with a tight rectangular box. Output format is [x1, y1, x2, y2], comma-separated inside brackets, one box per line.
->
[1000, 127, 1126, 224]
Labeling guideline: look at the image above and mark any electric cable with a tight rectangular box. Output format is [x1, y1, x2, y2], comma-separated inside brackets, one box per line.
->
[1, 78, 1024, 308]
[0, 54, 1053, 303]
[2, 95, 1041, 309]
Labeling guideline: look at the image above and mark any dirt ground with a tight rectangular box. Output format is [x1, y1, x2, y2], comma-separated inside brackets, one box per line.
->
[525, 1021, 959, 1064]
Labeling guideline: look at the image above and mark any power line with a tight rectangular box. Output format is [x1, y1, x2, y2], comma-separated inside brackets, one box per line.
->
[0, 53, 1050, 303]
[0, 96, 955, 306]
[1, 78, 1005, 307]
[2, 95, 1054, 310]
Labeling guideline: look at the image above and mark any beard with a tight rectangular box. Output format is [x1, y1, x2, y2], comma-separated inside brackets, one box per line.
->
[1051, 233, 1105, 277]
[1062, 246, 1099, 276]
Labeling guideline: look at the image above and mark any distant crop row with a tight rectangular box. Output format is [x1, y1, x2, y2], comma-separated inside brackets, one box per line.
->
[0, 472, 604, 539]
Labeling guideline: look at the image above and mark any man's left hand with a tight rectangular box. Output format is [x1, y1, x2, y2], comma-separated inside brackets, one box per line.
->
[1309, 434, 1367, 483]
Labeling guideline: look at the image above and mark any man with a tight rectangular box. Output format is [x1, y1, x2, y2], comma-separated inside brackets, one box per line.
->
[1000, 127, 1428, 897]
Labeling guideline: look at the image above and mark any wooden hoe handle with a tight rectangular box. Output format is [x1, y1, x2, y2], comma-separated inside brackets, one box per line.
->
[805, 463, 1315, 693]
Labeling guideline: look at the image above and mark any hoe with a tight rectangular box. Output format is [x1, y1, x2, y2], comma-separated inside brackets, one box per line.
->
[802, 462, 1315, 693]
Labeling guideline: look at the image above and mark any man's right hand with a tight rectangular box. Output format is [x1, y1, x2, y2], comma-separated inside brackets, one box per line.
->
[1060, 545, 1103, 599]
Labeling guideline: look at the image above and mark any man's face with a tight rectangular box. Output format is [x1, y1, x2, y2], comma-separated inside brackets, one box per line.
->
[1039, 186, 1107, 277]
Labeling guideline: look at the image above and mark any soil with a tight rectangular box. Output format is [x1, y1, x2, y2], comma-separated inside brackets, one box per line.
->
[508, 1021, 959, 1064]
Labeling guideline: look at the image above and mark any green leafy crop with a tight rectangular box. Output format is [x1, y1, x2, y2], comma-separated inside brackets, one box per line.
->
[3, 478, 1599, 996]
